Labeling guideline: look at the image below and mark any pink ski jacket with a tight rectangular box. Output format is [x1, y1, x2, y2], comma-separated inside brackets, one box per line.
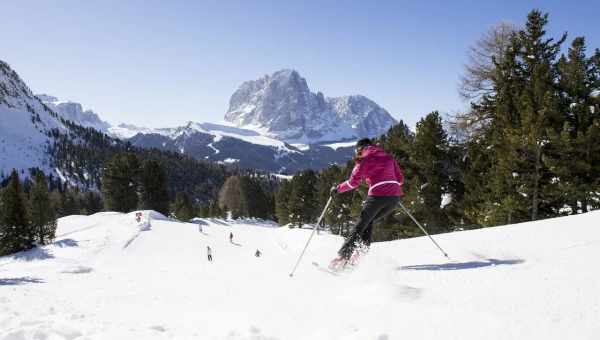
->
[336, 145, 404, 196]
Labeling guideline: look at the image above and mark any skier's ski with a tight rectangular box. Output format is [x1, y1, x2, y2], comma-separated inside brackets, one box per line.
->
[325, 247, 367, 273]
[312, 262, 341, 275]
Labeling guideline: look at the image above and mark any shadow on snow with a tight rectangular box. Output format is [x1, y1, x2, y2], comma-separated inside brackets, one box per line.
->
[399, 258, 525, 271]
[0, 277, 45, 286]
[54, 238, 79, 248]
[12, 247, 55, 261]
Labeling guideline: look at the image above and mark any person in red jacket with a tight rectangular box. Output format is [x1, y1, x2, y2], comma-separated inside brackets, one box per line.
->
[330, 138, 404, 268]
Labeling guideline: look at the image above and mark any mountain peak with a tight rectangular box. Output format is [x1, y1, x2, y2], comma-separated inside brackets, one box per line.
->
[36, 94, 59, 103]
[268, 69, 304, 84]
[271, 68, 299, 78]
[224, 70, 396, 143]
[37, 94, 110, 132]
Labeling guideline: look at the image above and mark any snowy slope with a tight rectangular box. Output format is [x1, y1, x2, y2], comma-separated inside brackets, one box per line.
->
[0, 61, 67, 177]
[1, 210, 599, 339]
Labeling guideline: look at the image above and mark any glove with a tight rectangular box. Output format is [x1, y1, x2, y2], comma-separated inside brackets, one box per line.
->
[330, 186, 339, 198]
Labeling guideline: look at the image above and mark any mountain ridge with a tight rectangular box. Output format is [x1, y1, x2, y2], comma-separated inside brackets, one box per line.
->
[2, 61, 393, 176]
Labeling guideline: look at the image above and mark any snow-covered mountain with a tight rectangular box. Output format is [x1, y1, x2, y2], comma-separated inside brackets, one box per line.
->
[37, 94, 111, 133]
[0, 61, 229, 198]
[1, 61, 388, 176]
[0, 61, 133, 188]
[1, 209, 599, 339]
[121, 121, 355, 172]
[225, 69, 397, 143]
[113, 69, 401, 171]
[0, 61, 67, 177]
[0, 60, 132, 186]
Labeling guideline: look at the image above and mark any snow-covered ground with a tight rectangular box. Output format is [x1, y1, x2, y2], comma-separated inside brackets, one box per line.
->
[1, 210, 599, 339]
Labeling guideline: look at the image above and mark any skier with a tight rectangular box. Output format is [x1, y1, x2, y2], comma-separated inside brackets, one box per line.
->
[329, 138, 404, 270]
[207, 246, 213, 262]
[229, 232, 233, 243]
[255, 249, 261, 257]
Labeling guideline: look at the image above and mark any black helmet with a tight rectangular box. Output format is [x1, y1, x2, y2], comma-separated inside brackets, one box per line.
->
[356, 138, 372, 149]
[355, 138, 372, 155]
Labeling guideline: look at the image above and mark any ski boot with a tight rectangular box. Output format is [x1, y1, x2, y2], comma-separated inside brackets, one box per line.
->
[328, 255, 349, 272]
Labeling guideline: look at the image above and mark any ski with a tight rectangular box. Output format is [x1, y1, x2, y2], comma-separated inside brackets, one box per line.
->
[311, 262, 341, 275]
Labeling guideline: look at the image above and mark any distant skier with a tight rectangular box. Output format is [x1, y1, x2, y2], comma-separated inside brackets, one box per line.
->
[207, 246, 213, 262]
[229, 232, 233, 243]
[329, 138, 404, 270]
[255, 249, 261, 257]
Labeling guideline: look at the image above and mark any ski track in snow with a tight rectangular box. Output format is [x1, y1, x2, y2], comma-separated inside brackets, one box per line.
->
[1, 211, 600, 339]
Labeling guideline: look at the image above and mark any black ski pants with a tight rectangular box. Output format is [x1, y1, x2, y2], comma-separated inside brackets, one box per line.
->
[338, 195, 400, 259]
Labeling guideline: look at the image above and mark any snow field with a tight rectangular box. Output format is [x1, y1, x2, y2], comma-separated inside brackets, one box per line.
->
[1, 210, 599, 339]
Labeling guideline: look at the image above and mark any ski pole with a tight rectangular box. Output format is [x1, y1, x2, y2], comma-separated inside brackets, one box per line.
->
[398, 201, 449, 259]
[289, 196, 333, 277]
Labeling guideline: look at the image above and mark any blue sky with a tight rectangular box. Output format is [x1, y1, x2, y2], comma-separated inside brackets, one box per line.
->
[2, 0, 599, 128]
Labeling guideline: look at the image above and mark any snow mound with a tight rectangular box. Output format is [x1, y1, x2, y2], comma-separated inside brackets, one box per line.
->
[1, 210, 599, 339]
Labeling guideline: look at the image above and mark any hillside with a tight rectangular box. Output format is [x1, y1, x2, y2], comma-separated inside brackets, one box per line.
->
[0, 60, 228, 200]
[0, 60, 67, 177]
[124, 121, 355, 172]
[1, 210, 599, 339]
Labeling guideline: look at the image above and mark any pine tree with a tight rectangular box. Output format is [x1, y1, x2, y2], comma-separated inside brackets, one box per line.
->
[380, 121, 414, 173]
[102, 153, 140, 212]
[139, 160, 169, 215]
[378, 121, 432, 237]
[172, 192, 195, 221]
[547, 37, 600, 213]
[208, 200, 223, 218]
[288, 170, 319, 227]
[49, 189, 65, 217]
[81, 191, 103, 215]
[198, 204, 210, 218]
[28, 171, 57, 245]
[444, 141, 468, 228]
[218, 176, 243, 219]
[62, 186, 82, 216]
[486, 27, 530, 225]
[411, 112, 451, 233]
[0, 170, 32, 255]
[320, 164, 354, 235]
[460, 10, 569, 225]
[275, 180, 292, 225]
[514, 10, 566, 220]
[239, 176, 270, 219]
